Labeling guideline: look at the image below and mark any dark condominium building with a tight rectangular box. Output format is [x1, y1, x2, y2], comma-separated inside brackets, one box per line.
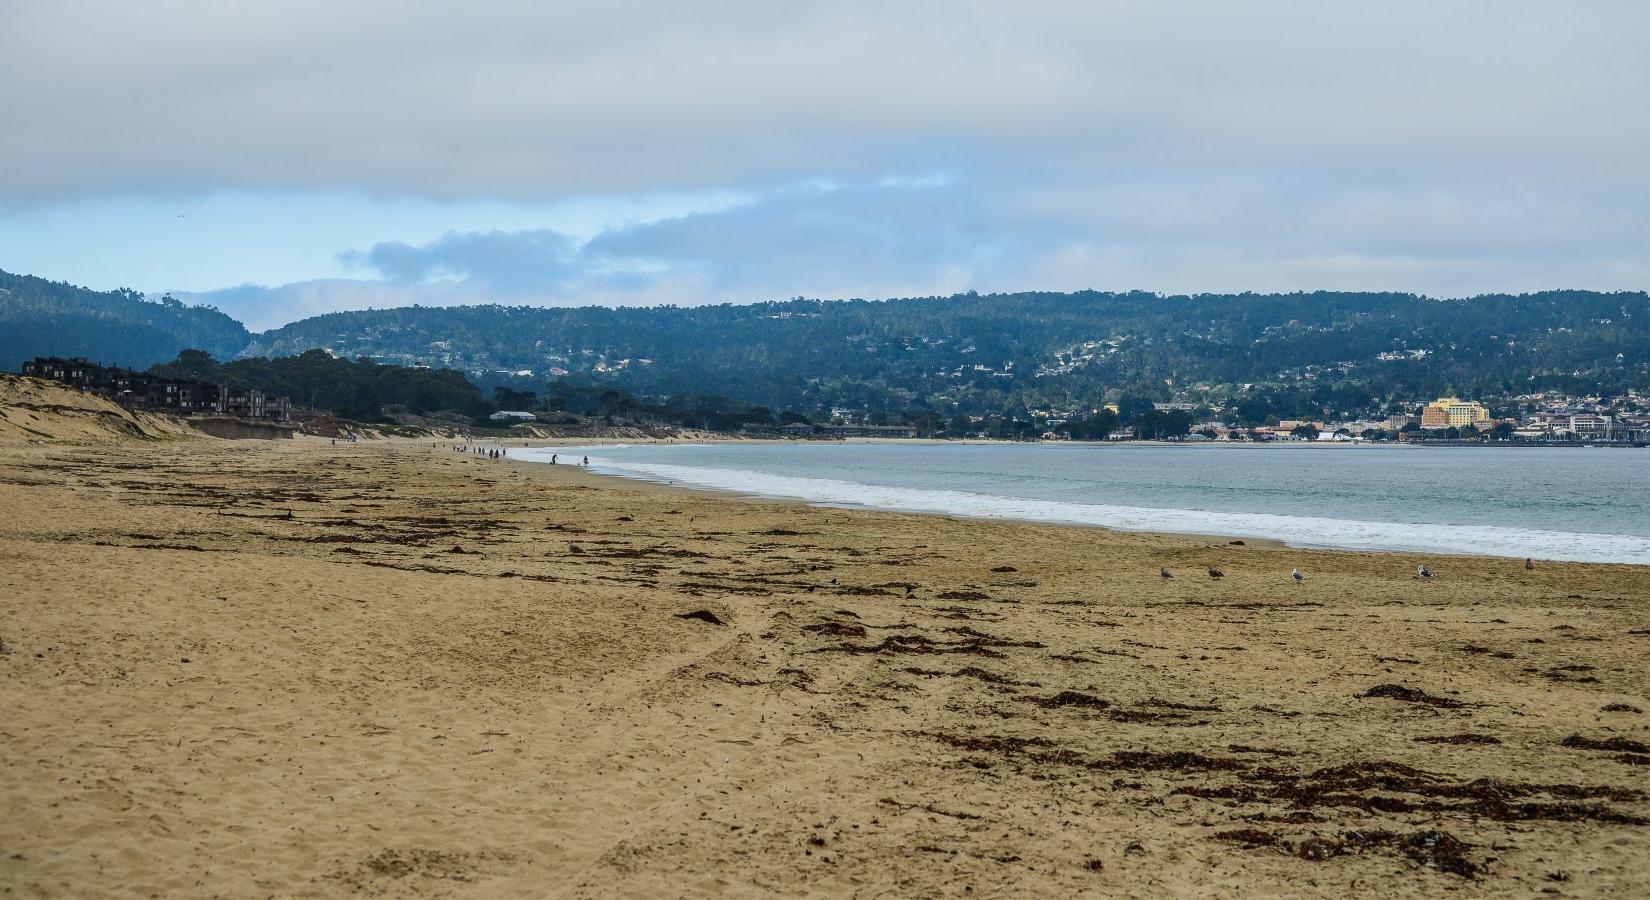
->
[21, 356, 292, 421]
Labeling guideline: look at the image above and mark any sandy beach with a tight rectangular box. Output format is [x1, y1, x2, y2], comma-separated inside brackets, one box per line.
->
[3, 434, 1649, 898]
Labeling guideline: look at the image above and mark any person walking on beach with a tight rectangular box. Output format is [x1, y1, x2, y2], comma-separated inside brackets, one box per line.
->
[583, 456, 589, 466]
[551, 454, 558, 465]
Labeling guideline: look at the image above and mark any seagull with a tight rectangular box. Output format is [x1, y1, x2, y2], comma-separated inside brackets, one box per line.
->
[1291, 568, 1305, 583]
[1525, 557, 1535, 571]
[1160, 567, 1173, 580]
[1417, 564, 1433, 580]
[1207, 566, 1224, 579]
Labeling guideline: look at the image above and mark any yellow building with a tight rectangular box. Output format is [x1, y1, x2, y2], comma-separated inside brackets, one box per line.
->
[1421, 397, 1489, 429]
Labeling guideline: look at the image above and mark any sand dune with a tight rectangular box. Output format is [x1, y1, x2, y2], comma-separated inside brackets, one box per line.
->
[1, 437, 1647, 897]
[0, 375, 198, 445]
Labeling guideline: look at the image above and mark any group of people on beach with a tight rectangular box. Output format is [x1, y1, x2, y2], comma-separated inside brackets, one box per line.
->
[443, 443, 589, 466]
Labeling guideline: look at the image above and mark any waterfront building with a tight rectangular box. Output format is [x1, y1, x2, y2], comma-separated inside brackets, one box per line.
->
[1568, 414, 1614, 439]
[1421, 398, 1489, 429]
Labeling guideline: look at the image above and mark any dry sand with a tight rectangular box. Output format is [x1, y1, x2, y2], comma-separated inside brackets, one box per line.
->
[0, 375, 197, 444]
[2, 435, 1648, 898]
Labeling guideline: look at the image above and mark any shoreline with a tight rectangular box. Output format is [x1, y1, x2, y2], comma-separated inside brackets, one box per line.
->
[502, 443, 1650, 567]
[475, 432, 1649, 450]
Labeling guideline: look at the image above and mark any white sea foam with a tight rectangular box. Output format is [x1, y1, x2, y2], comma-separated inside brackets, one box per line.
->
[518, 449, 1650, 564]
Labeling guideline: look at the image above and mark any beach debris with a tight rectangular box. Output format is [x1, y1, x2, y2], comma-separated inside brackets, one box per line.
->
[990, 565, 1017, 573]
[1417, 565, 1433, 580]
[1414, 734, 1502, 745]
[1561, 734, 1650, 754]
[1359, 684, 1467, 707]
[1291, 568, 1305, 583]
[1160, 567, 1173, 579]
[899, 666, 1040, 687]
[1140, 697, 1223, 712]
[567, 543, 583, 554]
[832, 585, 894, 596]
[1174, 759, 1647, 823]
[1207, 566, 1224, 579]
[1029, 691, 1112, 710]
[802, 621, 868, 638]
[936, 590, 991, 601]
[676, 609, 727, 626]
[814, 630, 1041, 657]
[1601, 703, 1643, 713]
[1217, 827, 1480, 878]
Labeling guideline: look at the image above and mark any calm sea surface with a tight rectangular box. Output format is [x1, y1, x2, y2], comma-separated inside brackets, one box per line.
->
[518, 443, 1650, 564]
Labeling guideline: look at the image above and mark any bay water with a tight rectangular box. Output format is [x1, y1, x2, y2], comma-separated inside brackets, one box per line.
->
[518, 443, 1650, 564]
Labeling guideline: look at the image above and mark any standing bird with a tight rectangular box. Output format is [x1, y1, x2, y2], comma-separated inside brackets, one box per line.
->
[1207, 566, 1224, 579]
[1417, 564, 1433, 580]
[1525, 557, 1535, 571]
[1160, 567, 1173, 580]
[1291, 568, 1305, 583]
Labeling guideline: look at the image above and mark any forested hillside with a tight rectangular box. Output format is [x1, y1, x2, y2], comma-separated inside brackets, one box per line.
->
[10, 269, 1647, 426]
[149, 349, 491, 421]
[0, 269, 250, 370]
[251, 290, 1650, 421]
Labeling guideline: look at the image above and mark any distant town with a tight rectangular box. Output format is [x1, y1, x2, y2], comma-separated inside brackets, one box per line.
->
[1090, 394, 1650, 444]
[736, 393, 1650, 444]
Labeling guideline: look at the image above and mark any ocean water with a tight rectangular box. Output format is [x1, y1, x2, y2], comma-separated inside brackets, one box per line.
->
[516, 443, 1650, 564]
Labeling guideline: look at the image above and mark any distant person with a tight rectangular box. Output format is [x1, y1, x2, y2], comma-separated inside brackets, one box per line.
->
[551, 454, 558, 465]
[583, 455, 589, 466]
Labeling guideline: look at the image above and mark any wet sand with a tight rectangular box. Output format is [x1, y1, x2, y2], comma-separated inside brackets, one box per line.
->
[2, 438, 1648, 897]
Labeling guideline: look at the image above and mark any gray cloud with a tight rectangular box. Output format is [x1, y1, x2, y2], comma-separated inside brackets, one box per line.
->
[330, 179, 1023, 302]
[4, 1, 1647, 203]
[349, 229, 582, 291]
[191, 173, 1649, 331]
[19, 1, 1650, 325]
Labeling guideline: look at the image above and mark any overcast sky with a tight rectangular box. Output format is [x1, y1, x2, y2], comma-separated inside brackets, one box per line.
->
[3, 1, 1647, 329]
